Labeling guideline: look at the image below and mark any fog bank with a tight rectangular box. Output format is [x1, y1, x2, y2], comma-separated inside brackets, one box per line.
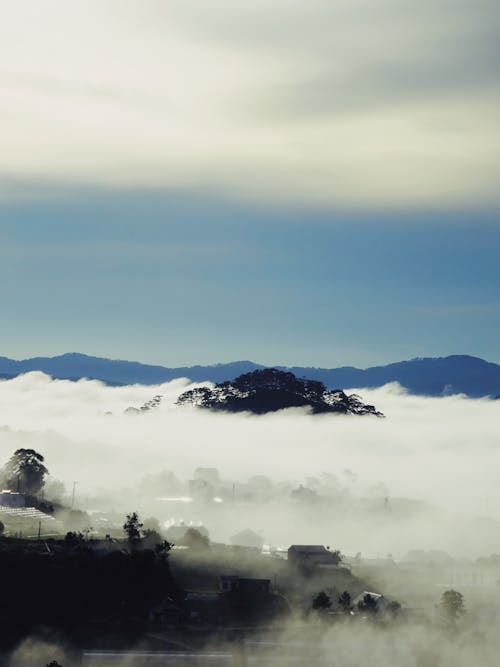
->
[0, 372, 498, 556]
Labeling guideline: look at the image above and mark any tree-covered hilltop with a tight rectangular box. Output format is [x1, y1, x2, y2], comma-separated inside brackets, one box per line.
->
[176, 368, 384, 416]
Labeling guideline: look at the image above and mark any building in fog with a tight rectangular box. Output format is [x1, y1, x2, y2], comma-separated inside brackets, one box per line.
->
[288, 545, 341, 569]
[0, 490, 26, 508]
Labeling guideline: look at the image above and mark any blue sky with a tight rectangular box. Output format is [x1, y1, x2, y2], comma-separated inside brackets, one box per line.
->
[1, 189, 499, 367]
[0, 1, 499, 367]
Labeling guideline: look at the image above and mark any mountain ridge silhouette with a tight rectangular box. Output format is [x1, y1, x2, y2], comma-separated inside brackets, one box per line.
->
[0, 352, 499, 397]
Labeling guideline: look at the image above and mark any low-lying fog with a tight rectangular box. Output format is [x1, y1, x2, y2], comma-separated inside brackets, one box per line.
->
[0, 372, 499, 558]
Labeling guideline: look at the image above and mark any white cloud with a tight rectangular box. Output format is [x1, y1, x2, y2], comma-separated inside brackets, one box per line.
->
[1, 372, 499, 556]
[0, 0, 499, 207]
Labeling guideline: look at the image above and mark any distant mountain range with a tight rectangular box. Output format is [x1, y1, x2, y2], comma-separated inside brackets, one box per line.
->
[0, 352, 499, 398]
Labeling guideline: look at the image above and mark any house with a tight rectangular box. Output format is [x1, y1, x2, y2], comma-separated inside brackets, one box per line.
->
[0, 490, 26, 508]
[219, 576, 290, 623]
[353, 591, 388, 614]
[288, 545, 341, 569]
[152, 577, 288, 630]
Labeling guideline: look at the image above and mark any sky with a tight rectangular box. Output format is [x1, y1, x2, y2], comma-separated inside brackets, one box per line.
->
[0, 0, 499, 367]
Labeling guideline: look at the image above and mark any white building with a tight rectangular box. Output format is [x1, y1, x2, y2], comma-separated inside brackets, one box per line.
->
[0, 490, 26, 508]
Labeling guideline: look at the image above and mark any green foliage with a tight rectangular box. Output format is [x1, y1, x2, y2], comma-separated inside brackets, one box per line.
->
[2, 449, 48, 495]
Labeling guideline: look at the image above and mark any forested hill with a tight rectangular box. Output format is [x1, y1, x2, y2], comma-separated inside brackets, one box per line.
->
[176, 368, 384, 416]
[0, 352, 499, 397]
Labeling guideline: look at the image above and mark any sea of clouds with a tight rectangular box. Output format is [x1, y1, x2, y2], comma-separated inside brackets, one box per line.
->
[0, 372, 499, 557]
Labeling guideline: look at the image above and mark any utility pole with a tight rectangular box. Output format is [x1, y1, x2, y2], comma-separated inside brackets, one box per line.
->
[37, 520, 41, 541]
[71, 481, 78, 509]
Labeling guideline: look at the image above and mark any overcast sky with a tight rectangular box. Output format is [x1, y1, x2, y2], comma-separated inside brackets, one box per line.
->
[0, 0, 499, 366]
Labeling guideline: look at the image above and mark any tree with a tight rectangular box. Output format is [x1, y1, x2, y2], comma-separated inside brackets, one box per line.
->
[123, 512, 143, 543]
[439, 589, 465, 624]
[2, 449, 48, 495]
[155, 540, 173, 555]
[312, 591, 332, 611]
[338, 590, 352, 614]
[64, 531, 85, 548]
[178, 527, 210, 550]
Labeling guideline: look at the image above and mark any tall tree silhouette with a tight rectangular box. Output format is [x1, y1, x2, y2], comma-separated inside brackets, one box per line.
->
[2, 449, 48, 495]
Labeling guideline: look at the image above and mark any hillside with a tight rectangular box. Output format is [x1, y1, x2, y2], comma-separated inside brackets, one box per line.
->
[176, 368, 384, 416]
[0, 353, 499, 397]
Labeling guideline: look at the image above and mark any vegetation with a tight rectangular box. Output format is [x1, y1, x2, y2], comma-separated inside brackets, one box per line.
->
[123, 511, 143, 543]
[338, 590, 352, 613]
[178, 527, 210, 550]
[1, 448, 48, 495]
[439, 589, 466, 626]
[0, 447, 473, 662]
[177, 368, 384, 416]
[0, 536, 178, 650]
[312, 591, 332, 611]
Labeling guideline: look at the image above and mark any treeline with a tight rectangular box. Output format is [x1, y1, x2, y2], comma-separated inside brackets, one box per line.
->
[0, 540, 179, 649]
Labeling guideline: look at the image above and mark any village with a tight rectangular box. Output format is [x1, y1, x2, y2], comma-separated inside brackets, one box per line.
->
[0, 449, 497, 665]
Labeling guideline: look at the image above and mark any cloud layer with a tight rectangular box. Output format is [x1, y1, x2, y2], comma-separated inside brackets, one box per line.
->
[1, 0, 499, 206]
[1, 372, 499, 556]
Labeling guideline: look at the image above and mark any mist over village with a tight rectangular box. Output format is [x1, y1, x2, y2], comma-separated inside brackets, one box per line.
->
[0, 364, 499, 665]
[1, 0, 500, 664]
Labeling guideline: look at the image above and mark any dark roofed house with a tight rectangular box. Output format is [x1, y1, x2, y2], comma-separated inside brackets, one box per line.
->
[0, 490, 26, 508]
[353, 591, 388, 614]
[288, 545, 341, 569]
